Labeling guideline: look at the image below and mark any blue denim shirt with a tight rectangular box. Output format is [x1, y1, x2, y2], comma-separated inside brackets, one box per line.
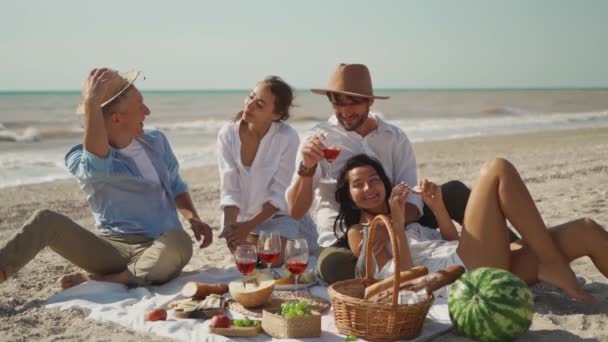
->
[65, 129, 187, 238]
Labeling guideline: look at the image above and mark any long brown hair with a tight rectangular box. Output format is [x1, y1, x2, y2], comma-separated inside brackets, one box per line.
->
[233, 76, 294, 121]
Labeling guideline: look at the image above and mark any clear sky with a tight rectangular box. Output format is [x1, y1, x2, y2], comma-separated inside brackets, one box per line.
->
[1, 0, 607, 90]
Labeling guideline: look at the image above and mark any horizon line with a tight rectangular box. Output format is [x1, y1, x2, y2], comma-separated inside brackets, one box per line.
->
[1, 86, 608, 94]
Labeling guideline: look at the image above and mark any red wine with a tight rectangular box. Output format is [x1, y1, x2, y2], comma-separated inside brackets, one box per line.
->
[236, 260, 256, 275]
[259, 251, 280, 264]
[286, 260, 308, 275]
[322, 147, 341, 163]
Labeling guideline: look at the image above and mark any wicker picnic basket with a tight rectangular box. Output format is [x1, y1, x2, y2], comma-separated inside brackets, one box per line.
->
[328, 215, 433, 341]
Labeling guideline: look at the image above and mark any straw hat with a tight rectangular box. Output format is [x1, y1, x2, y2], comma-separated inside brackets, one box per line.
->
[311, 63, 389, 100]
[75, 69, 140, 114]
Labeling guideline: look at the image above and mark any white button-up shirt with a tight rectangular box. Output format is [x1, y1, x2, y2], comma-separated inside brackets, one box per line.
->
[218, 121, 299, 223]
[288, 113, 422, 247]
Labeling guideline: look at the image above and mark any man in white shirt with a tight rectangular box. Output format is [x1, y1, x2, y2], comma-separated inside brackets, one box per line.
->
[287, 64, 470, 284]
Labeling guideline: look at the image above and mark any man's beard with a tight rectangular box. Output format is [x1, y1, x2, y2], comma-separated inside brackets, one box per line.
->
[337, 110, 369, 131]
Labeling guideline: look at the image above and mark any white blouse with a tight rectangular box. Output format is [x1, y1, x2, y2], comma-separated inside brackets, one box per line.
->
[217, 121, 300, 223]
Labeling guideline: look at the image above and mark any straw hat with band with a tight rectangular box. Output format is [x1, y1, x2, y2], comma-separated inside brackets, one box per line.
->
[311, 63, 389, 100]
[75, 69, 140, 114]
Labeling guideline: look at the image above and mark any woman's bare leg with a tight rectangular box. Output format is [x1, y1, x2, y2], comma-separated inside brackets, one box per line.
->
[457, 158, 591, 302]
[511, 218, 608, 285]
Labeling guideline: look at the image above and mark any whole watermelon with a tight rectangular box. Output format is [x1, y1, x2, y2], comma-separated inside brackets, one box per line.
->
[448, 267, 534, 342]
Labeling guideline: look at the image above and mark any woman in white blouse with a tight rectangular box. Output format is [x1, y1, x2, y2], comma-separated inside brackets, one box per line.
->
[217, 76, 318, 265]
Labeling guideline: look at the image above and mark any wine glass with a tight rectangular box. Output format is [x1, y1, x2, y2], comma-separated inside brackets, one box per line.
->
[284, 238, 309, 296]
[234, 245, 257, 286]
[257, 228, 281, 272]
[319, 130, 341, 183]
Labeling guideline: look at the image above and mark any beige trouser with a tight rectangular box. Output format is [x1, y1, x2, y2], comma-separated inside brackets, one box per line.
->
[0, 209, 193, 286]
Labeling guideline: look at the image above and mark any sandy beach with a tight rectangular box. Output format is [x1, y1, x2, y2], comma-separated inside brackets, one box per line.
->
[1, 127, 607, 341]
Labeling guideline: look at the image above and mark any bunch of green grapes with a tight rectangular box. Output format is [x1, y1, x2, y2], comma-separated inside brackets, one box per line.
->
[280, 300, 313, 318]
[233, 316, 261, 327]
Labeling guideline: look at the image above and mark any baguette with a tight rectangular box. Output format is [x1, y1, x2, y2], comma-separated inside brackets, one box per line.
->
[181, 282, 229, 299]
[363, 266, 428, 300]
[368, 265, 465, 303]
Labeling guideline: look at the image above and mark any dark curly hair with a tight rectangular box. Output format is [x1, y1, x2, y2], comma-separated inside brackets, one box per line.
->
[333, 154, 393, 239]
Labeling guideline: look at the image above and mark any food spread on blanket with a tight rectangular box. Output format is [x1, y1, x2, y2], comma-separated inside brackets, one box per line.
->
[151, 261, 472, 339]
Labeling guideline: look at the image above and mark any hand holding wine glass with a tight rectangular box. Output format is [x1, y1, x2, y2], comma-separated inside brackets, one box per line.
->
[258, 228, 281, 271]
[319, 131, 341, 183]
[285, 238, 309, 295]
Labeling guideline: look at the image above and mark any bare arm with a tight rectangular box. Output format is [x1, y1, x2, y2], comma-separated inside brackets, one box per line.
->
[247, 202, 279, 228]
[389, 183, 415, 271]
[287, 174, 315, 219]
[175, 192, 213, 248]
[287, 134, 325, 218]
[223, 206, 240, 229]
[82, 68, 112, 157]
[419, 179, 459, 241]
[347, 225, 364, 257]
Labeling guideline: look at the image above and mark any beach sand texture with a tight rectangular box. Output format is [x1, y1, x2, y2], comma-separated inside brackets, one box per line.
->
[0, 127, 607, 341]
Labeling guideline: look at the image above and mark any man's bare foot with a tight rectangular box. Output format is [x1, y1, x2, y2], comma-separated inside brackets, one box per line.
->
[538, 261, 594, 303]
[59, 272, 90, 289]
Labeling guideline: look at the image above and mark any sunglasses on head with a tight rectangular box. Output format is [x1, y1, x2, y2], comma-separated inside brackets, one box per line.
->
[327, 93, 369, 106]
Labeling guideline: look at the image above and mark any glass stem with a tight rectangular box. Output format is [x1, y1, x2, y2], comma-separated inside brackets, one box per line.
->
[295, 274, 299, 296]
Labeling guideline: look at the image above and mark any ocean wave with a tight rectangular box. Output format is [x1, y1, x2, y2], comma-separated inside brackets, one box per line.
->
[0, 127, 41, 142]
[480, 106, 530, 116]
[152, 119, 226, 133]
[0, 126, 83, 143]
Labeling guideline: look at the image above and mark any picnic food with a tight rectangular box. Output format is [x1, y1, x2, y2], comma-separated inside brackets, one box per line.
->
[367, 265, 465, 303]
[145, 308, 167, 321]
[229, 272, 275, 307]
[210, 314, 231, 328]
[280, 300, 313, 318]
[181, 281, 229, 299]
[233, 317, 261, 327]
[363, 265, 428, 299]
[209, 315, 262, 337]
[172, 294, 226, 319]
[448, 267, 534, 342]
[275, 268, 315, 285]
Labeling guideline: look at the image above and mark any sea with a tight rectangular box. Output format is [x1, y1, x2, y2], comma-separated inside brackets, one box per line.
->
[1, 89, 608, 189]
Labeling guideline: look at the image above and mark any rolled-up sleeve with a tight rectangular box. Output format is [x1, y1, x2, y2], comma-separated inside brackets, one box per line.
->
[217, 125, 241, 209]
[158, 132, 188, 196]
[268, 129, 299, 212]
[65, 145, 112, 181]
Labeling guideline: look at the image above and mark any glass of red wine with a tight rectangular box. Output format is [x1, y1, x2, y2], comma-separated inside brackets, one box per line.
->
[257, 228, 281, 272]
[234, 245, 257, 286]
[319, 131, 341, 183]
[284, 238, 309, 295]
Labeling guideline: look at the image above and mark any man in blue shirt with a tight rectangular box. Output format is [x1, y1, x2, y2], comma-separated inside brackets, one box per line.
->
[0, 68, 212, 288]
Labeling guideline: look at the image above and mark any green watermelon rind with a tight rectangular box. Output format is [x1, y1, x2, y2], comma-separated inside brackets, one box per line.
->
[448, 267, 534, 342]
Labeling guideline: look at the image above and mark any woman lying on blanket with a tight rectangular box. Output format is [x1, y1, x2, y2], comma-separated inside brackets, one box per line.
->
[217, 76, 317, 264]
[333, 154, 607, 302]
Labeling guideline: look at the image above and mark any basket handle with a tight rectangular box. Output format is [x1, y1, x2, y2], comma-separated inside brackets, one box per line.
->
[364, 214, 401, 306]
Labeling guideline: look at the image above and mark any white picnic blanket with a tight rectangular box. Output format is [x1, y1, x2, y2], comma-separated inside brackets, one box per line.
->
[46, 266, 453, 342]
